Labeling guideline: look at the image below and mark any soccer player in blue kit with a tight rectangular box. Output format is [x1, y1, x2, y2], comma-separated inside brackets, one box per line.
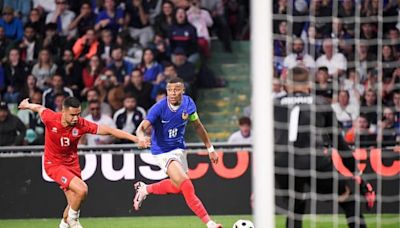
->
[134, 78, 223, 228]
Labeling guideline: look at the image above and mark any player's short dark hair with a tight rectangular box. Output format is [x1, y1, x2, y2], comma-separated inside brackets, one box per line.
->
[239, 116, 251, 126]
[168, 77, 184, 84]
[63, 96, 81, 108]
[287, 66, 309, 84]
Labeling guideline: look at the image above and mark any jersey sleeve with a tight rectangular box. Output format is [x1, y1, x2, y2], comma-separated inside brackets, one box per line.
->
[146, 103, 161, 125]
[40, 108, 56, 125]
[187, 96, 197, 115]
[80, 117, 99, 134]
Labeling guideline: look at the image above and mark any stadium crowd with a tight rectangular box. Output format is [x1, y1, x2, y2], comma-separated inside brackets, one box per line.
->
[273, 0, 400, 148]
[0, 0, 249, 146]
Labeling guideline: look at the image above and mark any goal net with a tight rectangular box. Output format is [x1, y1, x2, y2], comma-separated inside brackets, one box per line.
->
[272, 0, 400, 227]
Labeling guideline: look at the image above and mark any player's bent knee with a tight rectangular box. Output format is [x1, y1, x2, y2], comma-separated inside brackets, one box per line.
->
[338, 186, 350, 202]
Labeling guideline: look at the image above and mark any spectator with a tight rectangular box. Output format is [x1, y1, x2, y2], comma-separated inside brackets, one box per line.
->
[72, 28, 99, 62]
[94, 0, 124, 35]
[17, 89, 45, 145]
[392, 90, 400, 132]
[353, 41, 377, 83]
[377, 107, 398, 147]
[331, 17, 353, 42]
[0, 26, 12, 62]
[53, 92, 66, 112]
[19, 74, 42, 102]
[82, 55, 104, 97]
[31, 48, 58, 90]
[68, 2, 97, 37]
[283, 37, 316, 71]
[56, 49, 83, 97]
[303, 24, 323, 59]
[33, 0, 56, 13]
[18, 24, 42, 66]
[26, 8, 45, 37]
[360, 89, 378, 130]
[382, 44, 397, 78]
[42, 23, 66, 62]
[168, 7, 199, 63]
[45, 0, 77, 38]
[81, 88, 112, 117]
[151, 62, 180, 99]
[272, 77, 286, 99]
[97, 29, 116, 65]
[148, 33, 171, 63]
[387, 28, 400, 58]
[82, 99, 116, 145]
[360, 22, 377, 56]
[310, 0, 332, 37]
[344, 114, 377, 147]
[363, 68, 379, 91]
[342, 68, 364, 106]
[91, 68, 125, 112]
[0, 6, 24, 41]
[3, 48, 30, 101]
[42, 74, 73, 110]
[315, 66, 333, 102]
[124, 69, 154, 110]
[172, 47, 196, 91]
[113, 94, 146, 142]
[3, 0, 32, 23]
[331, 90, 358, 132]
[153, 0, 175, 37]
[125, 0, 154, 48]
[0, 101, 26, 146]
[228, 116, 252, 143]
[273, 20, 287, 62]
[107, 46, 134, 84]
[316, 38, 347, 78]
[139, 48, 163, 83]
[187, 0, 213, 58]
[155, 88, 166, 102]
[202, 0, 232, 52]
[338, 0, 355, 37]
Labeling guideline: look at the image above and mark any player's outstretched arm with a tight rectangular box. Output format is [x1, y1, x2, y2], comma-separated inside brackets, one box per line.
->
[18, 98, 46, 115]
[136, 120, 152, 148]
[97, 125, 150, 148]
[191, 118, 219, 164]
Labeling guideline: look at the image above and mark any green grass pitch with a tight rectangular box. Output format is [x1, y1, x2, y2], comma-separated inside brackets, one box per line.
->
[0, 215, 399, 227]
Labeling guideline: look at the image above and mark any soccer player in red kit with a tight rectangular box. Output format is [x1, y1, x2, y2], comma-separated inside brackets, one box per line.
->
[18, 97, 150, 228]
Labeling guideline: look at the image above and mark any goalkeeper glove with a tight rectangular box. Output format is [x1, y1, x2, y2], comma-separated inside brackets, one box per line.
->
[354, 176, 376, 210]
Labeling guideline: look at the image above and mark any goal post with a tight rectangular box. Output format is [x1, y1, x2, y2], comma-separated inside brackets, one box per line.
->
[251, 0, 275, 227]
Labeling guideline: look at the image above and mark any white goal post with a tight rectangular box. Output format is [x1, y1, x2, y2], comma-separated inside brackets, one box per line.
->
[251, 0, 274, 227]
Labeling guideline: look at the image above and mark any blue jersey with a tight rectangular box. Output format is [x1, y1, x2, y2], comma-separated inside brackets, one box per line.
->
[146, 95, 197, 155]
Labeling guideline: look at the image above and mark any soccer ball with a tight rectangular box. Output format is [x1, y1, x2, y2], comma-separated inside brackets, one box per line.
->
[232, 219, 254, 228]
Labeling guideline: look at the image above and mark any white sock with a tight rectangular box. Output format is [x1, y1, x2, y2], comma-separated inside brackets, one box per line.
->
[59, 219, 69, 228]
[68, 207, 79, 220]
[206, 220, 217, 228]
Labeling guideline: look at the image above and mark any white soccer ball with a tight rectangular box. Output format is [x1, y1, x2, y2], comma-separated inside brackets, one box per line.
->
[232, 219, 254, 228]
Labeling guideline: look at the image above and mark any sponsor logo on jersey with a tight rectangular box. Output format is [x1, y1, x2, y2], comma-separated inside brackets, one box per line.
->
[161, 120, 170, 124]
[182, 112, 188, 120]
[52, 127, 57, 133]
[61, 176, 67, 184]
[72, 128, 79, 137]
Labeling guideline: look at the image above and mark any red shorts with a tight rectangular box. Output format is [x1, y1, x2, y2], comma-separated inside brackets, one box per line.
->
[44, 160, 81, 191]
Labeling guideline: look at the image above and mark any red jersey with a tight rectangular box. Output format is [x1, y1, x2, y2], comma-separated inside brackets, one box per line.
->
[41, 109, 98, 165]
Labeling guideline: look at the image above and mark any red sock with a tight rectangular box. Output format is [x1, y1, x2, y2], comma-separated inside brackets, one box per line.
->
[180, 179, 210, 224]
[147, 179, 181, 195]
